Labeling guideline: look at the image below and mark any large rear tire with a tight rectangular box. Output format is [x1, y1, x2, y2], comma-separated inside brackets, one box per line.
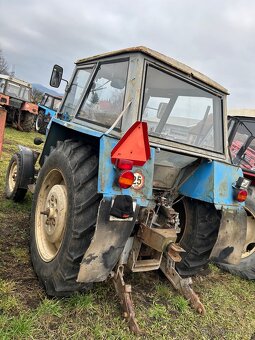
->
[5, 153, 27, 202]
[30, 140, 102, 296]
[175, 198, 220, 276]
[216, 186, 255, 279]
[20, 112, 34, 132]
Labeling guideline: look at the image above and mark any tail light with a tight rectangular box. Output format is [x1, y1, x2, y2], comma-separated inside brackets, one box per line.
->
[236, 189, 248, 202]
[118, 170, 135, 189]
[233, 177, 250, 202]
[116, 159, 133, 170]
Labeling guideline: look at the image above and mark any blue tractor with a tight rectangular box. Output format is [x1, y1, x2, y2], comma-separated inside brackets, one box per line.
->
[5, 47, 251, 333]
[35, 92, 62, 134]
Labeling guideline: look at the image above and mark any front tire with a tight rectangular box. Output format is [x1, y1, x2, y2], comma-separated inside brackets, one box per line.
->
[30, 140, 102, 296]
[175, 198, 220, 276]
[5, 153, 27, 202]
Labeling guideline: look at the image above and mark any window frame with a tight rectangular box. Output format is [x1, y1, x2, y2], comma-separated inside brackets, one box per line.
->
[58, 63, 96, 119]
[140, 61, 225, 155]
[75, 58, 129, 131]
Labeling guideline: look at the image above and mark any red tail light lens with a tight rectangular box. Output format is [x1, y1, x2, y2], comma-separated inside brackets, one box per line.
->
[116, 159, 133, 170]
[236, 189, 248, 202]
[118, 171, 135, 189]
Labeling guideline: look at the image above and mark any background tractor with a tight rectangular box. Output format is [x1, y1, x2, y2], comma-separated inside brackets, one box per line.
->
[35, 92, 62, 134]
[5, 47, 251, 333]
[0, 74, 38, 132]
[217, 109, 255, 279]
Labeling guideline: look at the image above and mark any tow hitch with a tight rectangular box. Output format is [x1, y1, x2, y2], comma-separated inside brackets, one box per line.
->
[111, 216, 205, 334]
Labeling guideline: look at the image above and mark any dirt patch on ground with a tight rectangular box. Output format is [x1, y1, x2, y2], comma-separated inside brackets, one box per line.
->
[0, 198, 44, 310]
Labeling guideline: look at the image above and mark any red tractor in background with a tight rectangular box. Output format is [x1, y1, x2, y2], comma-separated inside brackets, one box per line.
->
[0, 74, 38, 132]
[222, 109, 255, 279]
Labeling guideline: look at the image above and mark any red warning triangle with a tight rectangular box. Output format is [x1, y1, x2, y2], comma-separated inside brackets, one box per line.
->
[111, 121, 151, 166]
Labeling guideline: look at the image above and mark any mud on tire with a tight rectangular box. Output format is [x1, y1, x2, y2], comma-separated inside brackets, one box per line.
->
[30, 140, 102, 296]
[175, 198, 220, 276]
[20, 112, 35, 132]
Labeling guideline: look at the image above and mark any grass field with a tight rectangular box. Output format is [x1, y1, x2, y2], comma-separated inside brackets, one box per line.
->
[0, 127, 255, 339]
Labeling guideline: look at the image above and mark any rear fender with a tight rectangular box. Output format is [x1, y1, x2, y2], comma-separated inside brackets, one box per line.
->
[210, 206, 247, 265]
[20, 102, 38, 115]
[179, 160, 244, 206]
[17, 146, 37, 189]
[179, 160, 248, 265]
[77, 196, 139, 283]
[0, 93, 9, 106]
[39, 118, 102, 166]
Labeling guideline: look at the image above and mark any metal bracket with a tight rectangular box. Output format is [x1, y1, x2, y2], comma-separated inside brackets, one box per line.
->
[160, 252, 205, 315]
[112, 265, 141, 334]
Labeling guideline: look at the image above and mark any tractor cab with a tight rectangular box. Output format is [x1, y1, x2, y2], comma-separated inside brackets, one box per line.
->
[50, 47, 229, 183]
[36, 93, 62, 134]
[0, 74, 32, 105]
[228, 109, 255, 179]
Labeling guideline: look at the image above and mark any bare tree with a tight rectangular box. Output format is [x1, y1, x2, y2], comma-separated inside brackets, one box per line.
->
[31, 88, 44, 103]
[0, 50, 9, 75]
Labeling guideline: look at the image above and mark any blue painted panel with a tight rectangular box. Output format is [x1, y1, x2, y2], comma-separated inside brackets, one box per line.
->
[38, 105, 56, 118]
[50, 117, 104, 138]
[98, 135, 155, 206]
[179, 160, 244, 206]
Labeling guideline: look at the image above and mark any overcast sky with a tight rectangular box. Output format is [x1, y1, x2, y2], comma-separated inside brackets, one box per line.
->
[1, 0, 255, 108]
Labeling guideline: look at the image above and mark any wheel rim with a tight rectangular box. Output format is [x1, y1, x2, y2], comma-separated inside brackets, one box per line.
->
[8, 161, 18, 192]
[241, 207, 255, 259]
[35, 169, 68, 262]
[35, 115, 41, 131]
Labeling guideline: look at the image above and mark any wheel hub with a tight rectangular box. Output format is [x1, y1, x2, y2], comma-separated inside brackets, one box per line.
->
[35, 168, 68, 262]
[241, 211, 255, 258]
[42, 185, 67, 244]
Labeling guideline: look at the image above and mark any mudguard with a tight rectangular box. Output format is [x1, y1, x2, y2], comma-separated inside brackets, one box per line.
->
[20, 102, 38, 115]
[210, 206, 247, 265]
[18, 145, 35, 189]
[77, 197, 139, 283]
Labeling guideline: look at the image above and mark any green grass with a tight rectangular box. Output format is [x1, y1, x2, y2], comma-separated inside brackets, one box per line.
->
[0, 127, 255, 339]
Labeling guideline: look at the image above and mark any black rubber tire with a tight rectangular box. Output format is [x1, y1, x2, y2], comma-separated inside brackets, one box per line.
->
[30, 140, 102, 296]
[35, 111, 47, 134]
[216, 186, 255, 279]
[20, 112, 34, 132]
[5, 153, 27, 202]
[175, 198, 220, 276]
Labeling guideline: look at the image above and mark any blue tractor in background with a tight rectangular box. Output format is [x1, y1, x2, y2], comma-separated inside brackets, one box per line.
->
[35, 92, 62, 134]
[5, 47, 252, 333]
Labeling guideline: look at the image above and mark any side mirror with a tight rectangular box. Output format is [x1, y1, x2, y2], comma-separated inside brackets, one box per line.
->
[50, 64, 63, 88]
